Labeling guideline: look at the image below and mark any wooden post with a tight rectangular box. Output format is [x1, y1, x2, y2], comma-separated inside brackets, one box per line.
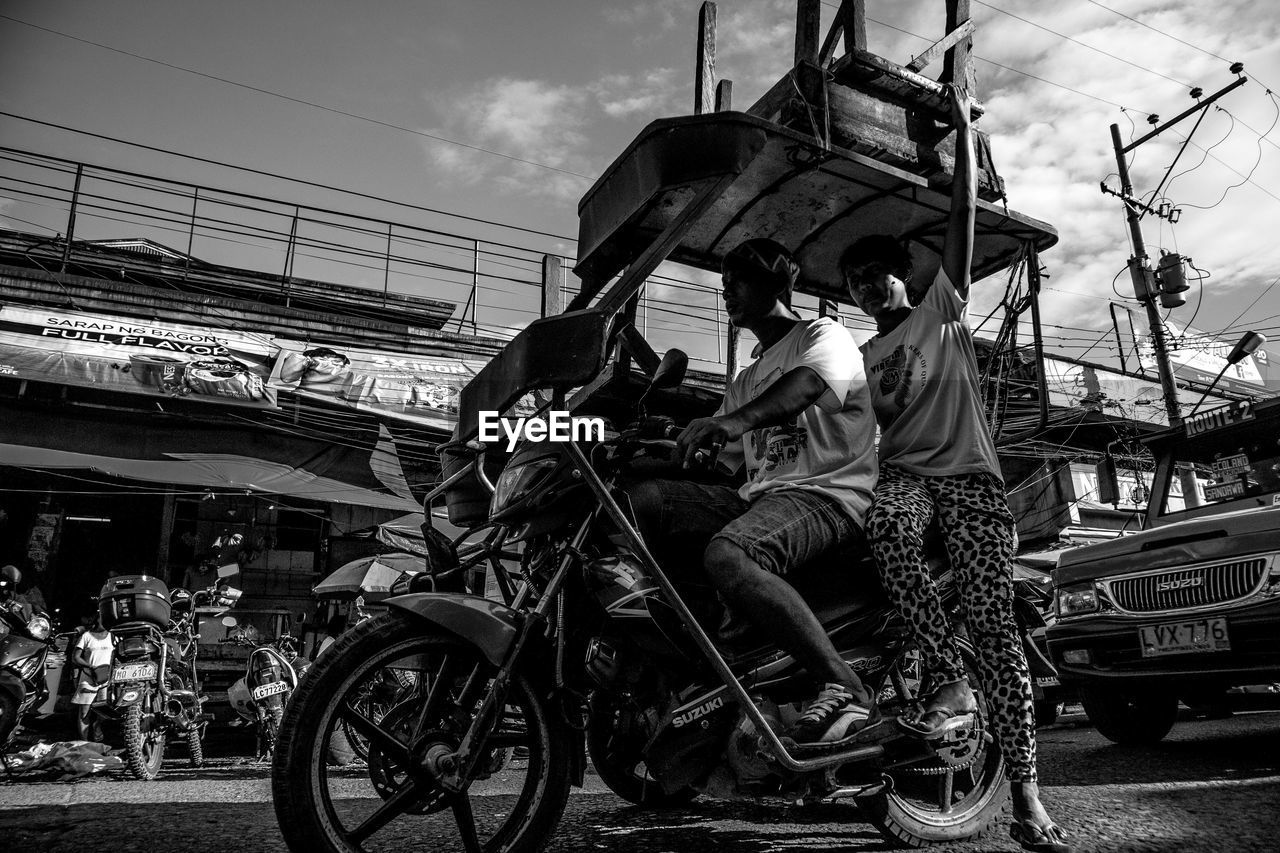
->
[695, 2, 717, 115]
[382, 223, 393, 306]
[183, 188, 199, 282]
[60, 163, 84, 273]
[795, 0, 821, 66]
[541, 254, 564, 317]
[845, 0, 867, 53]
[282, 205, 299, 307]
[715, 79, 733, 112]
[943, 0, 976, 91]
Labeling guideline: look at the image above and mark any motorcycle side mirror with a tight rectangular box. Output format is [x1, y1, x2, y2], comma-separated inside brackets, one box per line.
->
[651, 348, 688, 390]
[221, 616, 238, 628]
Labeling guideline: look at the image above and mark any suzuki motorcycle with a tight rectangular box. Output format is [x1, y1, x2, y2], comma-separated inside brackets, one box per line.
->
[271, 351, 1014, 852]
[0, 604, 56, 754]
[97, 575, 239, 779]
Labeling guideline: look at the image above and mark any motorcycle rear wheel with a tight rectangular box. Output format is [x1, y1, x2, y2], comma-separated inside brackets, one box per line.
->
[271, 611, 572, 853]
[859, 642, 1007, 848]
[123, 704, 166, 780]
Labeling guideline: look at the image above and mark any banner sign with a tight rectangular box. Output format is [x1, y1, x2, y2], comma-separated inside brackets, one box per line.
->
[269, 339, 534, 430]
[1137, 320, 1275, 396]
[0, 306, 277, 408]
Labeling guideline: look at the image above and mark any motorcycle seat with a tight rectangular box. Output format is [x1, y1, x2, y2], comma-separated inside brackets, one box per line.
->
[717, 524, 950, 664]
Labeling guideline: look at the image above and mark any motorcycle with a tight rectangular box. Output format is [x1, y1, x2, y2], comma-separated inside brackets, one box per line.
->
[0, 603, 57, 758]
[96, 574, 240, 779]
[271, 348, 1017, 852]
[227, 633, 307, 761]
[1010, 561, 1067, 728]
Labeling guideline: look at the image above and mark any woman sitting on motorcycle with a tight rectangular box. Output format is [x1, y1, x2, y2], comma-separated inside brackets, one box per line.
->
[840, 84, 1068, 853]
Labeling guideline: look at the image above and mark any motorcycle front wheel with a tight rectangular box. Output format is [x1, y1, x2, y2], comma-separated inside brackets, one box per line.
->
[271, 611, 572, 853]
[123, 703, 166, 780]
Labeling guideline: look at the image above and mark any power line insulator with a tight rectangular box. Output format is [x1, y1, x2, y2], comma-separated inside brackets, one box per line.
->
[1190, 87, 1204, 99]
[1229, 61, 1245, 75]
[1147, 113, 1160, 125]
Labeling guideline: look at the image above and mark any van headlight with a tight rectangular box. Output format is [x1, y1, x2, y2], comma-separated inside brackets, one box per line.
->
[492, 457, 558, 514]
[1056, 582, 1101, 617]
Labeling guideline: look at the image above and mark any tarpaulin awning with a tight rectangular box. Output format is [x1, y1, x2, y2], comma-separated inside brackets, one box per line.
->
[0, 407, 419, 512]
[313, 552, 424, 597]
[0, 305, 277, 408]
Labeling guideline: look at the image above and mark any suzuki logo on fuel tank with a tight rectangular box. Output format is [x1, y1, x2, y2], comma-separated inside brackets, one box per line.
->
[1156, 576, 1203, 593]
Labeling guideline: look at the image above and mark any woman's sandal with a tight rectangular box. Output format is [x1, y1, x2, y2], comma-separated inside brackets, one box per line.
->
[1009, 819, 1071, 853]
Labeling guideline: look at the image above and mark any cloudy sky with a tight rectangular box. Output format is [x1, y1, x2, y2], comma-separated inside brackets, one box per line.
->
[2, 0, 1279, 372]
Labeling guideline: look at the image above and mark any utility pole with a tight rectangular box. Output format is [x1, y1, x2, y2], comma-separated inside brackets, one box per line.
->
[1103, 71, 1246, 427]
[1108, 123, 1183, 427]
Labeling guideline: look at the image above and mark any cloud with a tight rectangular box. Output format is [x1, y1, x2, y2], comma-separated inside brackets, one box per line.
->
[419, 77, 594, 202]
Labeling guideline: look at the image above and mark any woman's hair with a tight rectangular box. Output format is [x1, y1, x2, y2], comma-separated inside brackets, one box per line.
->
[838, 235, 914, 285]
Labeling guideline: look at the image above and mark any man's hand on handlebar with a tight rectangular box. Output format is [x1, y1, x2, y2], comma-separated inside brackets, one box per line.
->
[677, 415, 742, 469]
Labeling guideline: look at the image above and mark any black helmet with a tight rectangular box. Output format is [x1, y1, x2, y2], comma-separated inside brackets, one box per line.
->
[170, 587, 193, 613]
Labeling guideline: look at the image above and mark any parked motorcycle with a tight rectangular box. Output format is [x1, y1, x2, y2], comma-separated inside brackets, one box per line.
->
[0, 599, 57, 755]
[271, 350, 1018, 852]
[97, 574, 240, 779]
[227, 633, 306, 761]
[1010, 561, 1068, 728]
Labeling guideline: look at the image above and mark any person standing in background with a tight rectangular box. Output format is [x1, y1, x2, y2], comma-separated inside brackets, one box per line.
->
[71, 614, 114, 740]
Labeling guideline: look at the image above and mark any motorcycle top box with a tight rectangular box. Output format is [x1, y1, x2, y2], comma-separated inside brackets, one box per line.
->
[100, 574, 172, 629]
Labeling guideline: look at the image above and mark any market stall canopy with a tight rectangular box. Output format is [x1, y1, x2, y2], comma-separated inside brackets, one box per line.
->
[575, 112, 1058, 306]
[0, 406, 418, 512]
[313, 552, 423, 597]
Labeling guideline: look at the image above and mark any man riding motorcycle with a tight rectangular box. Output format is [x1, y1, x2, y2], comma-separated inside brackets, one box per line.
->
[627, 238, 880, 747]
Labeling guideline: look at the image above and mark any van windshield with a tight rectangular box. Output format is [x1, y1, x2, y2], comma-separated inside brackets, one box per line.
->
[1159, 428, 1280, 516]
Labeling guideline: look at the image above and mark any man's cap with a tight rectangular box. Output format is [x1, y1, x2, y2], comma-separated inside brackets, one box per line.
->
[722, 238, 800, 290]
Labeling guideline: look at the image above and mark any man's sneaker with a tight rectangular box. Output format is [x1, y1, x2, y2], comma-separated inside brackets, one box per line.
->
[787, 683, 873, 744]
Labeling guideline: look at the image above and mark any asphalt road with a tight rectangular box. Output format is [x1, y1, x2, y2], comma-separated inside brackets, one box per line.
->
[2, 708, 1278, 853]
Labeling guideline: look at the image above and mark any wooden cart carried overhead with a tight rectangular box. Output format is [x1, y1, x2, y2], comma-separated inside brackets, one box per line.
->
[446, 1, 1058, 520]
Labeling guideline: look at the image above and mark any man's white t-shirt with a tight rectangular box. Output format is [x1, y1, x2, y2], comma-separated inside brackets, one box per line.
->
[717, 317, 877, 527]
[859, 268, 1002, 480]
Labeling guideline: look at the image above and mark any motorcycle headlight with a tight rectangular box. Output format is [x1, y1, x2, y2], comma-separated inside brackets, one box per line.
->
[1056, 582, 1101, 617]
[26, 614, 51, 640]
[492, 457, 558, 514]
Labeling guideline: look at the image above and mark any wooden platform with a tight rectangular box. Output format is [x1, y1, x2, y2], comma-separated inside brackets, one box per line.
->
[575, 111, 1056, 307]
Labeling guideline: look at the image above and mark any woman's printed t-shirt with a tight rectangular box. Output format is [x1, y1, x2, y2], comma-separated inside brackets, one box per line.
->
[859, 268, 1002, 480]
[717, 317, 877, 527]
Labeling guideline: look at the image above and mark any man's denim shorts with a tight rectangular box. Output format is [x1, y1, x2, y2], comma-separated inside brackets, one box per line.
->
[631, 479, 858, 576]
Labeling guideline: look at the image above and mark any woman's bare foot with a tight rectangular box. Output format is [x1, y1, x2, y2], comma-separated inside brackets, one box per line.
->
[1011, 780, 1058, 833]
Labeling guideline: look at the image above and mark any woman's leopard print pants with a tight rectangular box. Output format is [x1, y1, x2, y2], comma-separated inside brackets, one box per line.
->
[867, 465, 1037, 782]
